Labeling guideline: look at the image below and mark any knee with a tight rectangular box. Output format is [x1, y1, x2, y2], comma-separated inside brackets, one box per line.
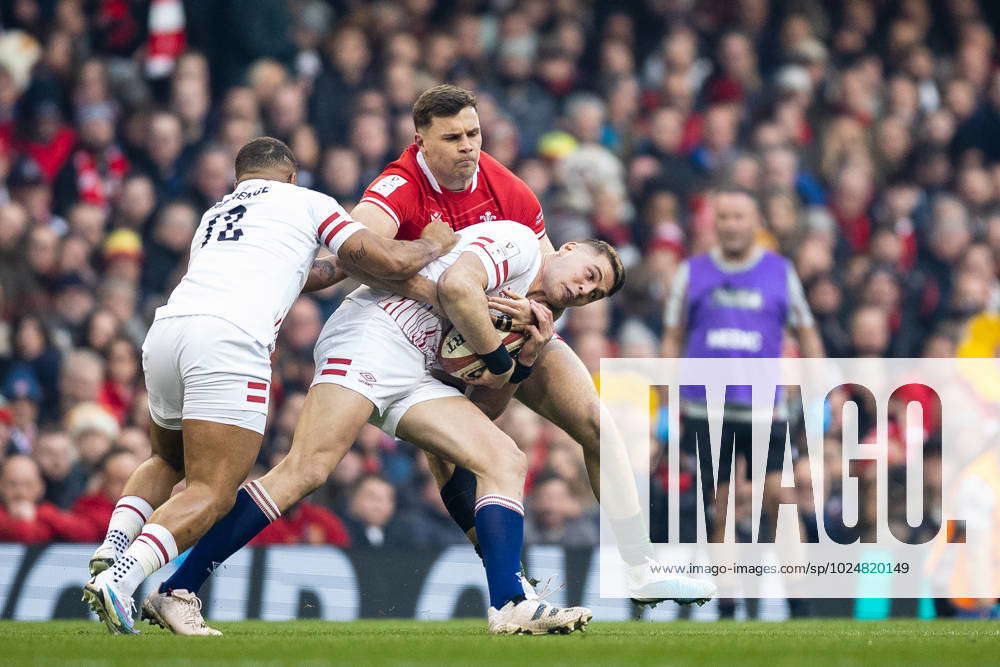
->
[281, 452, 337, 496]
[577, 401, 601, 454]
[491, 435, 528, 481]
[298, 460, 334, 494]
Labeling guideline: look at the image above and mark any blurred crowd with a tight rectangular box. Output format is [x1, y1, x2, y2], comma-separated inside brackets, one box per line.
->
[0, 0, 999, 552]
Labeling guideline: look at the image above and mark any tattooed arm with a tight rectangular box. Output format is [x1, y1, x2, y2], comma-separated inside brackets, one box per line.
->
[302, 256, 347, 293]
[302, 252, 441, 311]
[335, 219, 457, 280]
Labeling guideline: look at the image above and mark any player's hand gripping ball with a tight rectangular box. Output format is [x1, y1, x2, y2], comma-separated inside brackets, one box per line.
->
[438, 324, 525, 381]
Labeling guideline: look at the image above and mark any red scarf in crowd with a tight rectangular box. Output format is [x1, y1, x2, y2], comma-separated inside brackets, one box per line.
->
[146, 0, 186, 78]
[73, 146, 130, 208]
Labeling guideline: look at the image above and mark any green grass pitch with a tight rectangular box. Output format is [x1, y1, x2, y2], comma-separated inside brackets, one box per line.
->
[0, 619, 996, 665]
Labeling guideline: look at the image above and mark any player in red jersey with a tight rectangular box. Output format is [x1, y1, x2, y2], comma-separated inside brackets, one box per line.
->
[341, 85, 712, 606]
[357, 133, 545, 243]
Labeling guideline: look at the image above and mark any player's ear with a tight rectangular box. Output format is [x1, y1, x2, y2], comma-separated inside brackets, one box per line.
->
[287, 170, 298, 185]
[414, 131, 424, 150]
[558, 241, 578, 255]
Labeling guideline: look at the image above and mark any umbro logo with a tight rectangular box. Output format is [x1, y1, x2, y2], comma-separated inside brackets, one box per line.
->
[359, 372, 377, 386]
[480, 210, 496, 222]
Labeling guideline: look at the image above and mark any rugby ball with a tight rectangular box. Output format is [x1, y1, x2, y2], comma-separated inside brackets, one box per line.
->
[438, 325, 525, 380]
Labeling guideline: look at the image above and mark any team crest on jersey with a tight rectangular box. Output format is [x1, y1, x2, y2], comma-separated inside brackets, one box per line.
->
[480, 210, 496, 222]
[371, 174, 407, 197]
[486, 240, 520, 264]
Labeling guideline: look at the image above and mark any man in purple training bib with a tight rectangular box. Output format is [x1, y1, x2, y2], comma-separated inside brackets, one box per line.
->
[661, 184, 825, 551]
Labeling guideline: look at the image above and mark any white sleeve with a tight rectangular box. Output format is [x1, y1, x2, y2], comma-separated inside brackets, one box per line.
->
[663, 261, 690, 328]
[465, 227, 539, 291]
[785, 263, 815, 329]
[311, 191, 366, 255]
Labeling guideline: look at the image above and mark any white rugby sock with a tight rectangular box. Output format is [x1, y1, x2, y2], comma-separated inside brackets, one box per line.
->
[105, 523, 178, 598]
[100, 496, 154, 558]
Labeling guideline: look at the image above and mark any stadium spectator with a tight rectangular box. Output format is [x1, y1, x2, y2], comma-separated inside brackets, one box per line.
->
[32, 429, 87, 509]
[392, 473, 470, 550]
[310, 25, 371, 145]
[318, 145, 363, 202]
[0, 454, 92, 542]
[4, 81, 75, 182]
[524, 474, 598, 546]
[187, 147, 234, 212]
[3, 366, 40, 451]
[140, 111, 188, 199]
[70, 448, 140, 540]
[4, 314, 61, 421]
[58, 349, 103, 416]
[141, 201, 197, 302]
[51, 273, 96, 342]
[112, 174, 157, 232]
[342, 474, 413, 549]
[115, 426, 152, 461]
[96, 336, 140, 424]
[53, 102, 129, 214]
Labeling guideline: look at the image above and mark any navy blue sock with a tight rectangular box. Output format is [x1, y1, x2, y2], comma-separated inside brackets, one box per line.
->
[159, 481, 279, 594]
[440, 466, 477, 534]
[473, 495, 526, 609]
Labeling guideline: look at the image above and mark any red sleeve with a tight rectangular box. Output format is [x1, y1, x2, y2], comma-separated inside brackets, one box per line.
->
[0, 506, 55, 543]
[503, 173, 546, 240]
[37, 503, 101, 542]
[360, 168, 420, 231]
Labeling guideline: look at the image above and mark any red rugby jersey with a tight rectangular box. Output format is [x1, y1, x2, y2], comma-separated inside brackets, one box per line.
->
[359, 144, 546, 241]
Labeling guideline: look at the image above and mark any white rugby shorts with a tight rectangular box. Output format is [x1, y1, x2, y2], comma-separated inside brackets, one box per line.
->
[143, 315, 272, 435]
[311, 298, 462, 437]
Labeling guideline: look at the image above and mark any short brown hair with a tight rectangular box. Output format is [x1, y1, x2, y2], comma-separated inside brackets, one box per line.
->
[580, 239, 626, 297]
[711, 182, 762, 212]
[234, 136, 297, 179]
[412, 85, 477, 130]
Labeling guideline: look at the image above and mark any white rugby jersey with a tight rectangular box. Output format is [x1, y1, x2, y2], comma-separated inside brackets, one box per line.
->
[348, 221, 542, 362]
[155, 178, 364, 347]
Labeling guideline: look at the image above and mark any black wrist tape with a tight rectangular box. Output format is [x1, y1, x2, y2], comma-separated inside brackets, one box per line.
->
[478, 343, 514, 375]
[509, 361, 534, 383]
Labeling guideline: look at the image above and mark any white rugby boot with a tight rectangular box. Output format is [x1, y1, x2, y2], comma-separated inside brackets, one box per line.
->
[628, 557, 716, 607]
[487, 597, 592, 635]
[82, 574, 139, 635]
[141, 589, 222, 636]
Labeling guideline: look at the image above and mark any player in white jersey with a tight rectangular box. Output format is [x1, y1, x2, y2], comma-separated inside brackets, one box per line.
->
[333, 221, 542, 403]
[83, 137, 457, 634]
[141, 222, 628, 635]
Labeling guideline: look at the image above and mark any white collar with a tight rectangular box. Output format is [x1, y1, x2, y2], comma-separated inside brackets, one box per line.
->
[416, 149, 478, 194]
[709, 245, 765, 273]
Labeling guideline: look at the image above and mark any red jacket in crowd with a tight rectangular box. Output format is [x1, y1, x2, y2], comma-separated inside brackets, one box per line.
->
[70, 492, 117, 541]
[0, 502, 97, 543]
[250, 502, 350, 547]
